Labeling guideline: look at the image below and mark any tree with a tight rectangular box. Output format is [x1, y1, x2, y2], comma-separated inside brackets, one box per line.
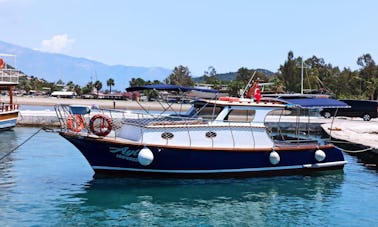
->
[203, 66, 222, 90]
[236, 67, 253, 85]
[129, 77, 147, 87]
[228, 80, 245, 97]
[94, 80, 102, 97]
[107, 78, 115, 93]
[164, 65, 194, 86]
[74, 84, 82, 96]
[66, 81, 75, 91]
[82, 81, 94, 95]
[278, 51, 301, 93]
[357, 53, 377, 100]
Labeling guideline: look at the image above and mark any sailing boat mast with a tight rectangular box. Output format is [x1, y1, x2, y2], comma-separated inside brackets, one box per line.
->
[301, 59, 304, 95]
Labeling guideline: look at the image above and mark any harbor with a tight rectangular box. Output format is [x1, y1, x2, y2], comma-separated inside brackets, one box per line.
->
[2, 75, 378, 226]
[0, 127, 377, 226]
[2, 0, 378, 225]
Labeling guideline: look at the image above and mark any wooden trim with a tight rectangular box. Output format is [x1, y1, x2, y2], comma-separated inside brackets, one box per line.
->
[62, 132, 334, 152]
[0, 111, 18, 120]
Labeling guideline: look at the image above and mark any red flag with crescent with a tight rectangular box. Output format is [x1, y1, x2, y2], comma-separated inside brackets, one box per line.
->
[254, 83, 261, 103]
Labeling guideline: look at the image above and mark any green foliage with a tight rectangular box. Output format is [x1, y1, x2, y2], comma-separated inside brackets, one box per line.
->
[94, 80, 102, 96]
[106, 78, 115, 93]
[278, 51, 301, 93]
[164, 65, 194, 86]
[228, 80, 245, 96]
[12, 51, 378, 100]
[82, 81, 94, 95]
[129, 77, 147, 87]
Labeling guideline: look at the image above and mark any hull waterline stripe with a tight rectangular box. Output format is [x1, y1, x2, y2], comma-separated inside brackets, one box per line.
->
[303, 161, 347, 168]
[92, 161, 346, 173]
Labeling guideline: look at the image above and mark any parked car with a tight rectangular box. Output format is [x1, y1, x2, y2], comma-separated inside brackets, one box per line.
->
[320, 99, 378, 121]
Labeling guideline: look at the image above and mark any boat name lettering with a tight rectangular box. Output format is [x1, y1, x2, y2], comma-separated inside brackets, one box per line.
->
[109, 147, 140, 162]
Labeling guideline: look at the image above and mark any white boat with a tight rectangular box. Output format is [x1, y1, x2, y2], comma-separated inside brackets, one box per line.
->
[55, 84, 348, 178]
[0, 54, 20, 130]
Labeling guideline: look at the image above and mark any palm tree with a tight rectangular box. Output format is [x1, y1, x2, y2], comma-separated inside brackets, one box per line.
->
[107, 78, 115, 93]
[94, 80, 102, 97]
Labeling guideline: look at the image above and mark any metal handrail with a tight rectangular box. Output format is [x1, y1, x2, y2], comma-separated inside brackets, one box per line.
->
[0, 69, 20, 83]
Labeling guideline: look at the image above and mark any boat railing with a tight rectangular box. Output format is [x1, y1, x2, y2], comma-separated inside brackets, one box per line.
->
[54, 104, 160, 137]
[0, 103, 19, 112]
[0, 69, 20, 83]
[55, 104, 322, 148]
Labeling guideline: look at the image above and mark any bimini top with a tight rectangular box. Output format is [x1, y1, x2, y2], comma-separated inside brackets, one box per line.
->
[126, 84, 219, 93]
[281, 97, 350, 109]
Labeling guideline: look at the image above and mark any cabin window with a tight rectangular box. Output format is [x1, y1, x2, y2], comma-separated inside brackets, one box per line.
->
[225, 109, 256, 122]
[195, 106, 223, 120]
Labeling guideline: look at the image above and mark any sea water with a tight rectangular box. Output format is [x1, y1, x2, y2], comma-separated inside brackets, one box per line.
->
[0, 127, 377, 226]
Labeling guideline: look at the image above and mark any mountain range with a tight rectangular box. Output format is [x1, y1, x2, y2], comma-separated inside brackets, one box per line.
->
[0, 40, 275, 91]
[0, 40, 172, 90]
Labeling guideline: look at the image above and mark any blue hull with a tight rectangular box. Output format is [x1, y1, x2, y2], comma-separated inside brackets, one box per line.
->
[61, 133, 346, 178]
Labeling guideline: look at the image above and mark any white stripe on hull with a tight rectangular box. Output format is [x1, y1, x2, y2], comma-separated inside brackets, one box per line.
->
[92, 161, 347, 173]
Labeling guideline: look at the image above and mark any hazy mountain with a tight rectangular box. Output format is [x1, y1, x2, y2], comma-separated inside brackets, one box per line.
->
[0, 40, 172, 90]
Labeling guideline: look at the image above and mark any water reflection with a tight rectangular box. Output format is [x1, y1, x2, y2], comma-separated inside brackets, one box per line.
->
[57, 174, 344, 226]
[76, 174, 344, 207]
[0, 129, 19, 189]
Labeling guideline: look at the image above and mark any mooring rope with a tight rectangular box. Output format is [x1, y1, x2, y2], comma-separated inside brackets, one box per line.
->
[338, 147, 375, 154]
[327, 140, 376, 154]
[0, 128, 44, 162]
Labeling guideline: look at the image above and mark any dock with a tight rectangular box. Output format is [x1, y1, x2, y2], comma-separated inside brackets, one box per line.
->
[321, 118, 378, 150]
[18, 110, 60, 127]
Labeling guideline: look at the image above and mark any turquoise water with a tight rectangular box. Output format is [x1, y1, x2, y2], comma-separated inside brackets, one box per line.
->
[0, 128, 377, 226]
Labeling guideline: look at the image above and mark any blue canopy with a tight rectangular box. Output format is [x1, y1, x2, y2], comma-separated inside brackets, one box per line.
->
[126, 84, 219, 93]
[281, 98, 350, 109]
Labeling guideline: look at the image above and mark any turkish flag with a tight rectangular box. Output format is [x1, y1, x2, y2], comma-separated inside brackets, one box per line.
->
[254, 84, 261, 103]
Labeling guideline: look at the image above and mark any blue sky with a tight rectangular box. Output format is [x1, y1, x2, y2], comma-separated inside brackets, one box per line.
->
[1, 0, 377, 77]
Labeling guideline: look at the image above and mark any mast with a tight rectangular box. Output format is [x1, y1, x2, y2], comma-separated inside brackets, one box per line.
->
[301, 59, 304, 95]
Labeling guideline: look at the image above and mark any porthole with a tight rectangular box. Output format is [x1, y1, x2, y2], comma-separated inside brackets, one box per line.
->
[205, 131, 217, 138]
[161, 132, 174, 140]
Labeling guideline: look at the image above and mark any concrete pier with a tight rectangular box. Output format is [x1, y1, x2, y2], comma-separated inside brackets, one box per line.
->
[18, 110, 60, 127]
[321, 118, 378, 151]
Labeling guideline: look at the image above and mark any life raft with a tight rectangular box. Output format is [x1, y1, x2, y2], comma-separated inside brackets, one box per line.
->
[67, 114, 85, 132]
[89, 114, 113, 137]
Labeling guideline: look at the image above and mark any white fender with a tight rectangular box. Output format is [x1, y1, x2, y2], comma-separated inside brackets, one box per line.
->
[269, 151, 280, 165]
[315, 149, 326, 162]
[138, 147, 154, 166]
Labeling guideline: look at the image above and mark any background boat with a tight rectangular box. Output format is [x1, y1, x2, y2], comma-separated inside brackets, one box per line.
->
[0, 53, 21, 130]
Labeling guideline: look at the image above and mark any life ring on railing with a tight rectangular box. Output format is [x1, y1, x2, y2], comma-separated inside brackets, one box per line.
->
[89, 114, 113, 136]
[67, 114, 85, 132]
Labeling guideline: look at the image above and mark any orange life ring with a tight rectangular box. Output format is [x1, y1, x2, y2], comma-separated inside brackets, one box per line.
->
[67, 114, 85, 132]
[89, 114, 113, 136]
[0, 58, 4, 68]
